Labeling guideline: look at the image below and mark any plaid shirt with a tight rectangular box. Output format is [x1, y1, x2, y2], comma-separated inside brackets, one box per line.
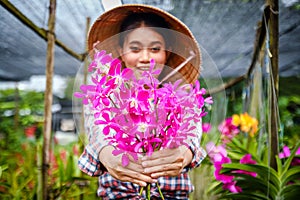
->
[78, 105, 206, 199]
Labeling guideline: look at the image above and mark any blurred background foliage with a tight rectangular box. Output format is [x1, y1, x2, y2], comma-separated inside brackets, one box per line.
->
[0, 77, 99, 200]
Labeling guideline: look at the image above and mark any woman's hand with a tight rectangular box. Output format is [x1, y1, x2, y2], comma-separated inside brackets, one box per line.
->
[141, 145, 193, 178]
[99, 145, 157, 187]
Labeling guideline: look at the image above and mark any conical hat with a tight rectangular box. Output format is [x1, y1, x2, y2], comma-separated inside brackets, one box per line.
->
[88, 4, 201, 84]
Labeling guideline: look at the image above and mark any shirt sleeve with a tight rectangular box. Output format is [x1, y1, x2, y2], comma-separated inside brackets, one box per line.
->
[185, 118, 207, 170]
[77, 104, 109, 176]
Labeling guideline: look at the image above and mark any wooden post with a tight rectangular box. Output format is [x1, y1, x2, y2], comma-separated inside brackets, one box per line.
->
[267, 0, 279, 170]
[42, 0, 56, 199]
[84, 17, 90, 91]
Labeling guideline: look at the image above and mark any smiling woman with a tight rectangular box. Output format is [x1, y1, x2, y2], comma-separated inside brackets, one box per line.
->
[76, 3, 206, 200]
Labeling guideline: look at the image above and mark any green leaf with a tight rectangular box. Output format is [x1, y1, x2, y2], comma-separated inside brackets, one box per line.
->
[248, 137, 258, 156]
[219, 192, 270, 200]
[65, 154, 75, 181]
[233, 174, 277, 199]
[281, 184, 300, 199]
[276, 156, 283, 177]
[281, 166, 300, 186]
[261, 146, 270, 165]
[221, 163, 280, 189]
[0, 101, 15, 109]
[282, 141, 300, 175]
[57, 156, 65, 183]
[227, 138, 260, 162]
[227, 151, 244, 160]
[0, 164, 8, 178]
[206, 181, 224, 195]
[228, 137, 247, 151]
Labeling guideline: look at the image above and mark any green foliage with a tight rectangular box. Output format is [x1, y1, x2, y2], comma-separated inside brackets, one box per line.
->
[292, 3, 300, 10]
[278, 95, 300, 147]
[211, 141, 300, 200]
[0, 89, 44, 133]
[0, 140, 98, 200]
[0, 141, 38, 199]
[46, 143, 98, 199]
[202, 106, 300, 200]
[0, 89, 44, 151]
[208, 133, 300, 200]
[0, 88, 99, 199]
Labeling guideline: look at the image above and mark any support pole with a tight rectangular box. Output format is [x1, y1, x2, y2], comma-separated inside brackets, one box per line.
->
[267, 0, 279, 170]
[84, 17, 91, 89]
[42, 0, 56, 199]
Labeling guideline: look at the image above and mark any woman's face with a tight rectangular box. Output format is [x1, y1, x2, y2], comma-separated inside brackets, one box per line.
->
[120, 27, 167, 79]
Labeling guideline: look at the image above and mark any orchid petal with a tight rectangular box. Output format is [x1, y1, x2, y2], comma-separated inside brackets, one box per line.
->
[103, 126, 110, 135]
[122, 154, 130, 166]
[82, 98, 89, 105]
[73, 92, 84, 98]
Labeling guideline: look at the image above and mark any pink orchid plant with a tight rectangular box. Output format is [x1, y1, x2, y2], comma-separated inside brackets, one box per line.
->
[75, 49, 212, 165]
[206, 142, 257, 193]
[204, 114, 300, 199]
[204, 113, 259, 193]
[279, 145, 300, 166]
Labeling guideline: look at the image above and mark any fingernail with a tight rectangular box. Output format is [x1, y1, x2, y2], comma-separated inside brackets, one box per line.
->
[151, 174, 158, 178]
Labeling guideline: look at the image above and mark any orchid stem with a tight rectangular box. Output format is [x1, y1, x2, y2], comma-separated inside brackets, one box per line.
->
[156, 182, 165, 200]
[139, 186, 144, 195]
[146, 183, 151, 200]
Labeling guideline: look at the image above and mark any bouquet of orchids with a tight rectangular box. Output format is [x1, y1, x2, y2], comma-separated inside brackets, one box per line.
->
[74, 49, 213, 199]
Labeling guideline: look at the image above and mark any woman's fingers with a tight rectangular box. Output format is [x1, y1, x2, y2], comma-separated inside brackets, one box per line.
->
[143, 157, 184, 174]
[99, 146, 157, 186]
[150, 169, 181, 178]
[141, 147, 186, 167]
[100, 145, 191, 183]
[108, 166, 156, 186]
[107, 159, 157, 186]
[140, 146, 190, 178]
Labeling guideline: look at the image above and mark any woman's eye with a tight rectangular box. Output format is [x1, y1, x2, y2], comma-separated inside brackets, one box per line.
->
[130, 46, 141, 52]
[150, 47, 161, 53]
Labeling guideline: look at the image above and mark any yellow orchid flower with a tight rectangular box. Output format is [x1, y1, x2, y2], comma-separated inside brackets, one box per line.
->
[232, 113, 258, 137]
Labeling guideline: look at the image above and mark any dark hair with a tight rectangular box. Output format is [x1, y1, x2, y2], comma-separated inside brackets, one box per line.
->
[118, 12, 172, 47]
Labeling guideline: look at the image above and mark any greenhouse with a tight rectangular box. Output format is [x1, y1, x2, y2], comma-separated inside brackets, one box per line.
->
[0, 0, 300, 199]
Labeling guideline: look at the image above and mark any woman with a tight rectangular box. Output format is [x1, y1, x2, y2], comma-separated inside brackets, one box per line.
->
[78, 4, 206, 199]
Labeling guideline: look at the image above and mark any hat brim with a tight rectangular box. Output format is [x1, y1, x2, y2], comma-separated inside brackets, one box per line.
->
[88, 4, 201, 84]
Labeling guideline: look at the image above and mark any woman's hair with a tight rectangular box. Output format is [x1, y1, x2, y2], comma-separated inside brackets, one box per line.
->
[118, 12, 172, 47]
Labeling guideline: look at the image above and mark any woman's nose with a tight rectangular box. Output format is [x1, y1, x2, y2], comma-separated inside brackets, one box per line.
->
[139, 49, 150, 63]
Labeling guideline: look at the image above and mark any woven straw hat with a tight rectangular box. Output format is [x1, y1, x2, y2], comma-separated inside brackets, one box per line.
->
[88, 4, 201, 84]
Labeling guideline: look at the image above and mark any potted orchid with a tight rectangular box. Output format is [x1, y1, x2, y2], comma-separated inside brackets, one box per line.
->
[74, 49, 212, 199]
[205, 113, 300, 199]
